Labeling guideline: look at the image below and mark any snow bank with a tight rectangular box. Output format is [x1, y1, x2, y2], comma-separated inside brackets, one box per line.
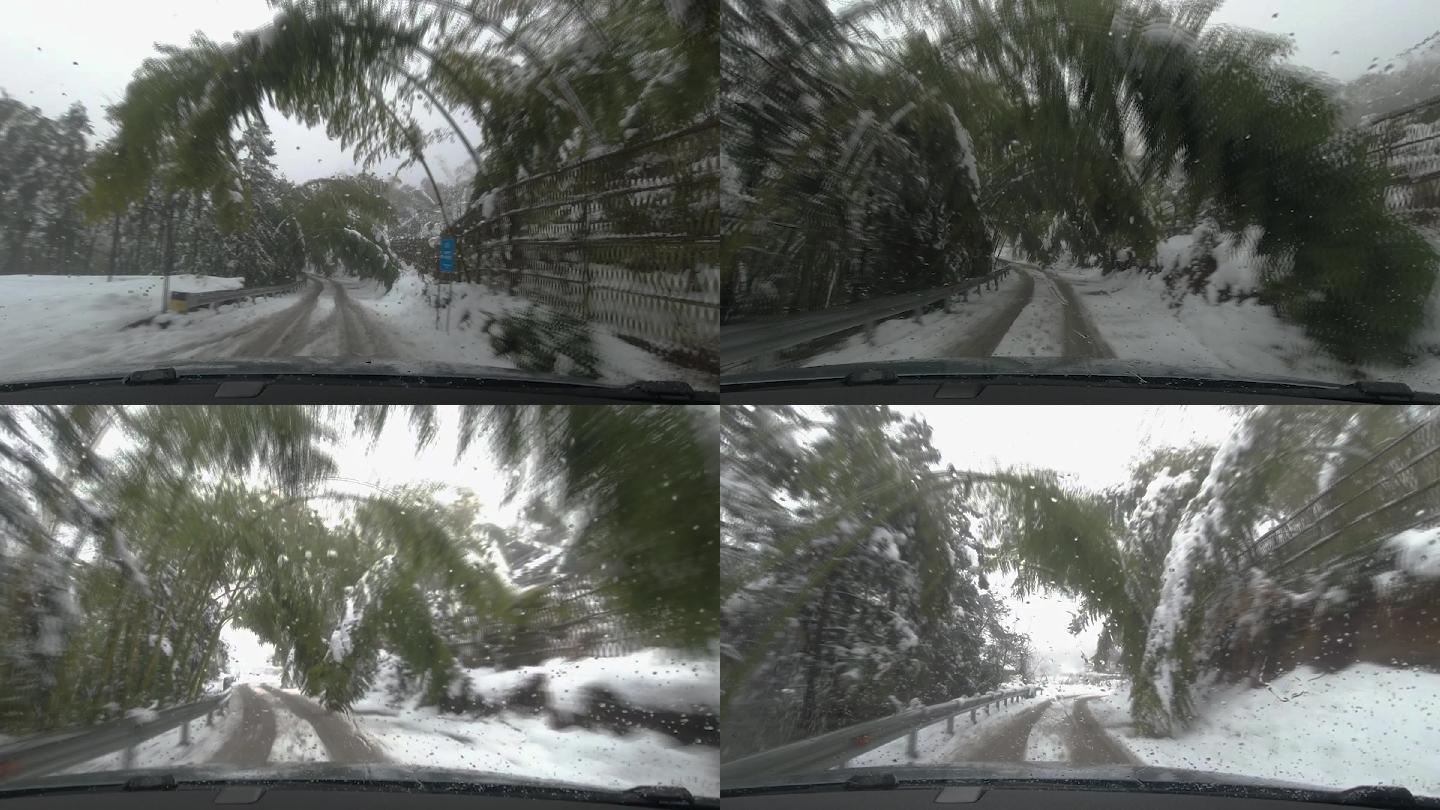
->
[346, 271, 523, 372]
[353, 270, 714, 389]
[1050, 260, 1367, 378]
[1050, 228, 1440, 392]
[346, 648, 718, 793]
[354, 707, 717, 796]
[1386, 526, 1440, 578]
[1089, 665, 1440, 796]
[463, 648, 719, 714]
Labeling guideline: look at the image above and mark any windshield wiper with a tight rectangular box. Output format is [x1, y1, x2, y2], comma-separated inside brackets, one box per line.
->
[619, 786, 696, 807]
[724, 768, 1435, 809]
[0, 362, 716, 404]
[2, 770, 714, 809]
[721, 359, 1440, 404]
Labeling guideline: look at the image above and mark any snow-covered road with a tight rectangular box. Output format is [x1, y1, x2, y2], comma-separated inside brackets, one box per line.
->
[58, 671, 718, 795]
[152, 276, 400, 362]
[845, 686, 1131, 769]
[0, 271, 714, 388]
[803, 266, 1113, 366]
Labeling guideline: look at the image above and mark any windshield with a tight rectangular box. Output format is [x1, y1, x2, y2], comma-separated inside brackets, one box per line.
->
[0, 1, 718, 390]
[721, 1, 1440, 392]
[0, 404, 719, 797]
[721, 405, 1440, 797]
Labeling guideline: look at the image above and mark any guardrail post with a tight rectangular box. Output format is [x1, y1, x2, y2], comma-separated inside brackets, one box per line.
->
[970, 708, 977, 724]
[912, 306, 924, 325]
[985, 702, 990, 715]
[122, 744, 135, 770]
[906, 726, 919, 759]
[946, 713, 955, 734]
[179, 719, 190, 746]
[206, 709, 213, 726]
[863, 319, 876, 345]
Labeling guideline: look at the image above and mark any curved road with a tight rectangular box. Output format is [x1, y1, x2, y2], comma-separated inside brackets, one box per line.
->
[952, 694, 1138, 766]
[163, 276, 399, 362]
[947, 267, 1114, 360]
[207, 684, 386, 768]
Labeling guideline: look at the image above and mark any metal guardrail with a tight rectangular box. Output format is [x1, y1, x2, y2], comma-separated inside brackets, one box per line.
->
[169, 280, 304, 314]
[721, 686, 1038, 782]
[0, 692, 230, 784]
[720, 260, 1024, 372]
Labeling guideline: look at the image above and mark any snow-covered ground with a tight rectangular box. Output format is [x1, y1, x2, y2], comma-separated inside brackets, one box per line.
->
[349, 271, 525, 370]
[349, 271, 712, 388]
[350, 649, 719, 796]
[0, 270, 712, 389]
[1088, 665, 1440, 795]
[0, 273, 292, 376]
[788, 225, 1440, 391]
[1052, 228, 1440, 390]
[456, 648, 720, 714]
[354, 704, 717, 796]
[1049, 263, 1343, 378]
[804, 272, 1029, 366]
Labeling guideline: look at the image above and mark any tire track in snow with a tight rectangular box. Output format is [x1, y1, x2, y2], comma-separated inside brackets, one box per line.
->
[943, 266, 1038, 358]
[208, 685, 277, 768]
[261, 686, 388, 764]
[1047, 272, 1115, 360]
[948, 699, 1054, 762]
[1021, 694, 1140, 765]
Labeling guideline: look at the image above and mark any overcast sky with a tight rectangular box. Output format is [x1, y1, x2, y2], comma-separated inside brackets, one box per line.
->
[1206, 0, 1439, 81]
[0, 0, 475, 185]
[896, 405, 1240, 676]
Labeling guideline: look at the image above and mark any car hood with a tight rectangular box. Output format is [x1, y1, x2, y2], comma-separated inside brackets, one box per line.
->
[4, 763, 714, 802]
[727, 762, 1330, 794]
[0, 358, 712, 397]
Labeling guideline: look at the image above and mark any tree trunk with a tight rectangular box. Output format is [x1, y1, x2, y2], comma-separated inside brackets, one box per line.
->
[107, 214, 122, 281]
[797, 579, 833, 735]
[130, 199, 151, 276]
[185, 616, 229, 702]
[159, 195, 178, 313]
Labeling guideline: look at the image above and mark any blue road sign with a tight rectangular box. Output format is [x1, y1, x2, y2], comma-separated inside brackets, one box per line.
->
[438, 236, 457, 273]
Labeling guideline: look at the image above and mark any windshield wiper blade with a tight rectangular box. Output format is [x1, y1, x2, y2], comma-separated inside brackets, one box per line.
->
[121, 774, 177, 791]
[724, 768, 1438, 809]
[722, 360, 1440, 403]
[1336, 786, 1420, 809]
[619, 786, 695, 807]
[4, 771, 715, 808]
[0, 363, 717, 403]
